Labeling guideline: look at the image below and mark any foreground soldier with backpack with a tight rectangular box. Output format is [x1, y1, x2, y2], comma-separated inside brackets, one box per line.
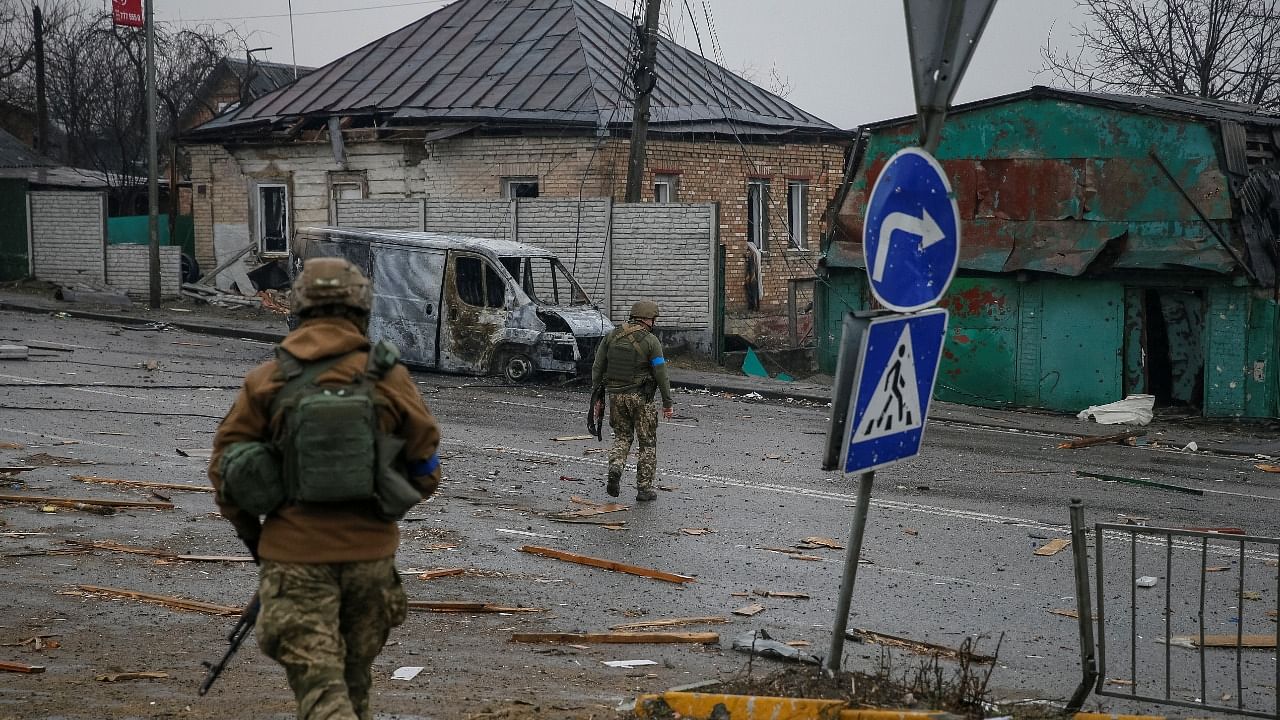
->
[209, 257, 442, 720]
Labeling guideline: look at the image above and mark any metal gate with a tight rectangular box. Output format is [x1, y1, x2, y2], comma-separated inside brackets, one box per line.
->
[1068, 500, 1279, 718]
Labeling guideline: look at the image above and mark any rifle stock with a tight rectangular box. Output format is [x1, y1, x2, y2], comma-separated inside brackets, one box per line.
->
[198, 593, 261, 696]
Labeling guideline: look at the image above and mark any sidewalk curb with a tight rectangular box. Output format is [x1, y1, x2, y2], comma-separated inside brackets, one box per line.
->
[1072, 713, 1168, 720]
[0, 300, 287, 344]
[633, 692, 964, 719]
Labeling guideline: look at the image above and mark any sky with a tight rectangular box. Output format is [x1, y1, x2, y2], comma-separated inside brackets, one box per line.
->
[150, 0, 1090, 129]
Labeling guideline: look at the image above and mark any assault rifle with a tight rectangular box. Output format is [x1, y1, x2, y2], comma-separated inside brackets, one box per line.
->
[198, 592, 261, 695]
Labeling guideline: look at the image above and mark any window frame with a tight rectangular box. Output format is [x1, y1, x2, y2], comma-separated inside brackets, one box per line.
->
[786, 179, 808, 249]
[653, 173, 679, 203]
[453, 253, 507, 310]
[747, 178, 770, 251]
[501, 176, 540, 199]
[256, 182, 290, 256]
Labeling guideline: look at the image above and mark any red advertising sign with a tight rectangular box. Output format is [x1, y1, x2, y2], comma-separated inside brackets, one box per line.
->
[112, 0, 144, 28]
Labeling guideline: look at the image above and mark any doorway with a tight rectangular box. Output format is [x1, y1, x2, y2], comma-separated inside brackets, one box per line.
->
[1126, 288, 1205, 409]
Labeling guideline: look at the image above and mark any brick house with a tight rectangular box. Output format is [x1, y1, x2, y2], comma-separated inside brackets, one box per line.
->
[184, 0, 851, 347]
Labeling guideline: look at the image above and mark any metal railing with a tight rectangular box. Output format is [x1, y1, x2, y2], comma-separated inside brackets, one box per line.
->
[1068, 499, 1279, 718]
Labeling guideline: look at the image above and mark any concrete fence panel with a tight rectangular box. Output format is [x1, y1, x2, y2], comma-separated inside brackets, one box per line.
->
[28, 191, 106, 287]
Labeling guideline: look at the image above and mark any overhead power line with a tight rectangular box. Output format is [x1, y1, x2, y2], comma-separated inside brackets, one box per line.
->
[175, 0, 450, 24]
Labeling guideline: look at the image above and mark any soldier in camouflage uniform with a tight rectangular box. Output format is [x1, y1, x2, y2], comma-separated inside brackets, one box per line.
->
[591, 300, 674, 501]
[210, 258, 442, 720]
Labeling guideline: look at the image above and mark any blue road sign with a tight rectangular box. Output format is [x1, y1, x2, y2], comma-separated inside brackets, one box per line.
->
[863, 147, 960, 312]
[842, 308, 949, 474]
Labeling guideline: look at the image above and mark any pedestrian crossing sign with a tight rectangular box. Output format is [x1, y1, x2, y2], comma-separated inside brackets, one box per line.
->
[842, 308, 948, 474]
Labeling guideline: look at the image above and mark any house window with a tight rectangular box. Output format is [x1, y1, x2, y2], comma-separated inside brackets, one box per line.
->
[653, 173, 679, 203]
[455, 255, 505, 308]
[747, 179, 769, 251]
[257, 183, 289, 255]
[502, 176, 539, 198]
[787, 180, 807, 248]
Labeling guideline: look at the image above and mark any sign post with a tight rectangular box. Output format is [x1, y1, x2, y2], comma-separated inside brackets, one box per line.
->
[823, 147, 959, 674]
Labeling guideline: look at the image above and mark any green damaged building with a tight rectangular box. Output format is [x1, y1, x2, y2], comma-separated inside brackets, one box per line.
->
[818, 86, 1280, 418]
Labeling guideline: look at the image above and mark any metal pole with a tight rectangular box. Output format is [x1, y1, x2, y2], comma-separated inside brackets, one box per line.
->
[146, 0, 160, 309]
[624, 0, 661, 203]
[287, 0, 298, 80]
[1066, 498, 1098, 712]
[824, 470, 875, 674]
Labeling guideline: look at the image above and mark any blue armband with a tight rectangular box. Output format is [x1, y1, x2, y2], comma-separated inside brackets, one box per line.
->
[650, 356, 666, 367]
[409, 453, 440, 476]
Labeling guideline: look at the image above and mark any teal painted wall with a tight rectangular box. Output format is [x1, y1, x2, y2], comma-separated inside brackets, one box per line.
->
[0, 179, 28, 281]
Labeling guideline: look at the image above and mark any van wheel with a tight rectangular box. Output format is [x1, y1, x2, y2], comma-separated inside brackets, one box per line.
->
[501, 352, 535, 383]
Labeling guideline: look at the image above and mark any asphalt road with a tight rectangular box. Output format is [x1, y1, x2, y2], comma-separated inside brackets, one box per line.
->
[1, 309, 1277, 719]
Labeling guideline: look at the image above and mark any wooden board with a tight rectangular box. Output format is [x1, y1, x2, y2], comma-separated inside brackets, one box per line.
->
[519, 545, 693, 584]
[610, 616, 728, 631]
[511, 632, 718, 644]
[0, 660, 45, 674]
[406, 600, 544, 613]
[73, 585, 242, 616]
[71, 475, 213, 493]
[1034, 538, 1071, 556]
[732, 603, 765, 617]
[0, 494, 173, 510]
[1178, 634, 1276, 648]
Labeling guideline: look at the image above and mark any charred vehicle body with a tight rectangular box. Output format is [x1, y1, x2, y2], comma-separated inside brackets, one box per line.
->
[291, 227, 613, 381]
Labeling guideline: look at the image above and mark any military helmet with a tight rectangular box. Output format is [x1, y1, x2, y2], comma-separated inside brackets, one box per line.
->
[629, 300, 660, 320]
[291, 257, 372, 315]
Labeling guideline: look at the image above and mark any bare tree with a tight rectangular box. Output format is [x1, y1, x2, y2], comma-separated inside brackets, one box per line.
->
[1042, 0, 1280, 109]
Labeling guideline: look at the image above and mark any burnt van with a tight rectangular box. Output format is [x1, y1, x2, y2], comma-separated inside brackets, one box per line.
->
[291, 226, 614, 381]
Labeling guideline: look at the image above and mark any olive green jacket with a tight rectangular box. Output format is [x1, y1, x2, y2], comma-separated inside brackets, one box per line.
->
[591, 321, 673, 409]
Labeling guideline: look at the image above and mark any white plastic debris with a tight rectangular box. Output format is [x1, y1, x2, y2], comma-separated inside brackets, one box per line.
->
[1135, 576, 1159, 588]
[602, 659, 657, 668]
[1076, 394, 1155, 426]
[392, 666, 423, 681]
[1181, 441, 1199, 452]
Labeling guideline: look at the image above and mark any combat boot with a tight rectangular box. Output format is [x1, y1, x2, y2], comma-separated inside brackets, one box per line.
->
[636, 487, 657, 501]
[606, 470, 621, 497]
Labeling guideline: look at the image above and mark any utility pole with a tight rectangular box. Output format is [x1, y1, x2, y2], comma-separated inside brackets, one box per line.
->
[146, 0, 160, 309]
[623, 0, 661, 203]
[33, 5, 48, 155]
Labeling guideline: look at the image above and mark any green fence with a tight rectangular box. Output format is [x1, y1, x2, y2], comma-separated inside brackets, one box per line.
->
[106, 215, 195, 258]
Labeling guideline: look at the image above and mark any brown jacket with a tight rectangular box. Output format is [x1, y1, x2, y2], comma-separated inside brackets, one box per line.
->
[209, 316, 442, 563]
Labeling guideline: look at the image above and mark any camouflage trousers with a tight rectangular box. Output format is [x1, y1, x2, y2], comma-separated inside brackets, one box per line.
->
[257, 558, 408, 720]
[608, 391, 658, 489]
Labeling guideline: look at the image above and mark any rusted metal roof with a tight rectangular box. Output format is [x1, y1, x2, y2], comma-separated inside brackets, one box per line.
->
[190, 0, 839, 139]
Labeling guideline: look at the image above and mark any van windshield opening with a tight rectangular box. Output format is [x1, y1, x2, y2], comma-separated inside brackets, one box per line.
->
[501, 256, 591, 307]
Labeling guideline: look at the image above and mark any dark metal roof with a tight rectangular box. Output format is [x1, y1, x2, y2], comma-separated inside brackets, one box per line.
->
[0, 127, 53, 169]
[222, 58, 314, 100]
[191, 0, 838, 138]
[863, 85, 1280, 130]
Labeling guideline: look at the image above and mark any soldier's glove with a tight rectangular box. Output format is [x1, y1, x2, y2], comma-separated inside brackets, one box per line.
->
[240, 534, 261, 565]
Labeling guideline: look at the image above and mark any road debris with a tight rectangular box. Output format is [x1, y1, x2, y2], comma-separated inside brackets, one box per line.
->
[495, 528, 560, 539]
[731, 629, 820, 665]
[1136, 576, 1159, 588]
[511, 632, 719, 644]
[1242, 590, 1263, 601]
[1181, 441, 1199, 452]
[392, 666, 423, 681]
[519, 545, 694, 584]
[544, 515, 626, 529]
[609, 617, 728, 631]
[1183, 527, 1244, 534]
[175, 448, 212, 458]
[753, 590, 809, 600]
[847, 629, 996, 663]
[1172, 634, 1275, 648]
[759, 547, 824, 561]
[1076, 470, 1203, 496]
[553, 435, 593, 442]
[1105, 678, 1135, 687]
[71, 475, 213, 493]
[602, 659, 656, 668]
[558, 475, 585, 482]
[798, 536, 843, 549]
[0, 466, 36, 473]
[0, 635, 60, 650]
[1205, 566, 1231, 572]
[417, 568, 466, 580]
[680, 528, 713, 536]
[1057, 430, 1145, 449]
[1076, 394, 1154, 425]
[0, 660, 45, 673]
[407, 601, 544, 613]
[21, 453, 94, 466]
[71, 585, 242, 616]
[1255, 464, 1280, 473]
[732, 603, 765, 617]
[0, 494, 173, 511]
[2, 344, 31, 360]
[1033, 538, 1070, 556]
[96, 671, 168, 682]
[1048, 609, 1097, 620]
[552, 498, 629, 518]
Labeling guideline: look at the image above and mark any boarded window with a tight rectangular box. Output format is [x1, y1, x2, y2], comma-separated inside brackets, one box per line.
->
[258, 184, 289, 255]
[787, 180, 807, 248]
[747, 179, 769, 251]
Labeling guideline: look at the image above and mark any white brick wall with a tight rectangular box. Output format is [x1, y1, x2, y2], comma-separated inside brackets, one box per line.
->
[335, 199, 424, 229]
[514, 199, 610, 303]
[106, 245, 181, 298]
[425, 200, 514, 239]
[29, 191, 106, 286]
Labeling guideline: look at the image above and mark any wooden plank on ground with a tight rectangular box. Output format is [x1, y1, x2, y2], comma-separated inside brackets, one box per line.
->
[0, 660, 45, 674]
[1057, 430, 1145, 449]
[175, 555, 254, 563]
[847, 628, 996, 663]
[406, 600, 544, 613]
[73, 585, 241, 616]
[71, 475, 213, 493]
[1180, 634, 1276, 648]
[610, 616, 728, 631]
[417, 568, 466, 580]
[0, 494, 173, 510]
[511, 631, 719, 644]
[732, 603, 765, 617]
[518, 545, 693, 584]
[1034, 538, 1071, 556]
[67, 540, 171, 557]
[753, 589, 810, 599]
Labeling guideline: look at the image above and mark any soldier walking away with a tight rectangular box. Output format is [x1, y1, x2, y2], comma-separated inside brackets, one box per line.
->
[209, 258, 442, 720]
[591, 300, 674, 501]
